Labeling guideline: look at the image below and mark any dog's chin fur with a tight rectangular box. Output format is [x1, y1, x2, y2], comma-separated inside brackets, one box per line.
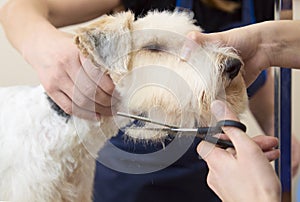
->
[0, 11, 247, 201]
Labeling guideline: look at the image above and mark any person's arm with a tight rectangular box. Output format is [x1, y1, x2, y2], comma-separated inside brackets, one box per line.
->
[184, 20, 300, 86]
[0, 0, 120, 52]
[197, 100, 281, 202]
[0, 0, 120, 119]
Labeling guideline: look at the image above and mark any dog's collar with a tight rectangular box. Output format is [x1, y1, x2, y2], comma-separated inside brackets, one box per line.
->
[46, 94, 71, 122]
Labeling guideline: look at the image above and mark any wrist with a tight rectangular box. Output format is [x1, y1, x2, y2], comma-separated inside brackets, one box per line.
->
[21, 21, 62, 65]
[259, 20, 300, 68]
[261, 190, 281, 202]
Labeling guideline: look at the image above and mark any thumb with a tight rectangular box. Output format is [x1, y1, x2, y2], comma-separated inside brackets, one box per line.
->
[181, 31, 225, 61]
[180, 31, 201, 61]
[211, 100, 250, 151]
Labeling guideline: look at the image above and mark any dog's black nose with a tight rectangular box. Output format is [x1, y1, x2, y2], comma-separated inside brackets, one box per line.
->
[224, 58, 242, 79]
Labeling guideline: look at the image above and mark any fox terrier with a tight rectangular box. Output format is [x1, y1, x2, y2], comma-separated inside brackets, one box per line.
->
[0, 11, 247, 201]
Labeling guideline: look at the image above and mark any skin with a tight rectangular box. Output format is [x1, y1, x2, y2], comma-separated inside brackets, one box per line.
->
[0, 0, 121, 120]
[185, 20, 300, 85]
[189, 21, 300, 201]
[183, 23, 300, 176]
[197, 100, 281, 202]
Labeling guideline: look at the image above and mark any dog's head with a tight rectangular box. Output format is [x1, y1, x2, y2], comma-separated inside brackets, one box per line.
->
[75, 11, 247, 140]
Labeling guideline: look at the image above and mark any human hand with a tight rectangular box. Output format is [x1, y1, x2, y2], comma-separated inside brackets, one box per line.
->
[215, 134, 280, 162]
[251, 135, 279, 162]
[197, 100, 281, 202]
[183, 27, 270, 86]
[22, 29, 116, 120]
[292, 135, 300, 177]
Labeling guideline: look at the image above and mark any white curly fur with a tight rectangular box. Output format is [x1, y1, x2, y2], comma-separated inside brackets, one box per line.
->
[0, 11, 247, 201]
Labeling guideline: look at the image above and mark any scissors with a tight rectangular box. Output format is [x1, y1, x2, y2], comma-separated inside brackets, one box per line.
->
[117, 112, 247, 149]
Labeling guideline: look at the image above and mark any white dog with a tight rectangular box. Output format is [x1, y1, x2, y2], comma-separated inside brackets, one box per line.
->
[0, 11, 247, 201]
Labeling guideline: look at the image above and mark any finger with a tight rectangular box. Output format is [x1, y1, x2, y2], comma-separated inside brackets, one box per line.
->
[264, 149, 280, 162]
[47, 90, 73, 115]
[197, 141, 232, 168]
[79, 54, 116, 96]
[211, 100, 253, 152]
[252, 135, 279, 151]
[58, 77, 112, 115]
[71, 101, 105, 120]
[76, 71, 116, 108]
[225, 147, 236, 156]
[211, 100, 240, 122]
[49, 91, 100, 120]
[71, 65, 113, 106]
[186, 31, 221, 46]
[180, 32, 201, 61]
[66, 55, 116, 107]
[71, 89, 113, 116]
[292, 161, 300, 177]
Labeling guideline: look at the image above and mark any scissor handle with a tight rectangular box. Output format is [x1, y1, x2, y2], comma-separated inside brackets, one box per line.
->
[196, 120, 247, 135]
[204, 135, 234, 149]
[216, 120, 247, 132]
[197, 120, 247, 149]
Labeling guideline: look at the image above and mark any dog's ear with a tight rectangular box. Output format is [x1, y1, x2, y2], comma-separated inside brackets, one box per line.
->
[75, 11, 134, 75]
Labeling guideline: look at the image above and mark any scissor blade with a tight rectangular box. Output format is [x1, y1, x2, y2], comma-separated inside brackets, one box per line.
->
[116, 112, 179, 129]
[169, 128, 198, 132]
[127, 127, 173, 132]
[127, 127, 197, 132]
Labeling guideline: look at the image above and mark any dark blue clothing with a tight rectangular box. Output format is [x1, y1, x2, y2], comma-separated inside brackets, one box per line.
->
[94, 132, 220, 202]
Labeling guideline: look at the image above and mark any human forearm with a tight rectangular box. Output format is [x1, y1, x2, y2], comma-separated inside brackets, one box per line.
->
[257, 20, 300, 69]
[0, 0, 53, 53]
[187, 20, 300, 85]
[0, 0, 120, 55]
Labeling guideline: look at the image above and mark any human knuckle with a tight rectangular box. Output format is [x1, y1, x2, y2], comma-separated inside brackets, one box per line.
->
[56, 55, 71, 67]
[248, 144, 261, 154]
[74, 95, 89, 108]
[84, 85, 96, 97]
[49, 66, 67, 82]
[95, 92, 111, 107]
[104, 83, 115, 94]
[43, 83, 56, 94]
[99, 78, 115, 94]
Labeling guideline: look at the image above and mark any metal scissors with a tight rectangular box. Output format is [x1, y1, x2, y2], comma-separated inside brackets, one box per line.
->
[117, 112, 247, 149]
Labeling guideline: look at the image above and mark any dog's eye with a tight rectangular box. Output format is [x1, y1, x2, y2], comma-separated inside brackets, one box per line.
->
[142, 44, 164, 52]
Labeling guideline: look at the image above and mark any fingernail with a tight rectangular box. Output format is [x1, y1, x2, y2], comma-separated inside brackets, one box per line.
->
[196, 141, 215, 160]
[211, 100, 225, 119]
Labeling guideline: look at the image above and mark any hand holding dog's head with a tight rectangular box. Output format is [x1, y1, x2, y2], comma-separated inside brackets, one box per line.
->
[75, 12, 134, 78]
